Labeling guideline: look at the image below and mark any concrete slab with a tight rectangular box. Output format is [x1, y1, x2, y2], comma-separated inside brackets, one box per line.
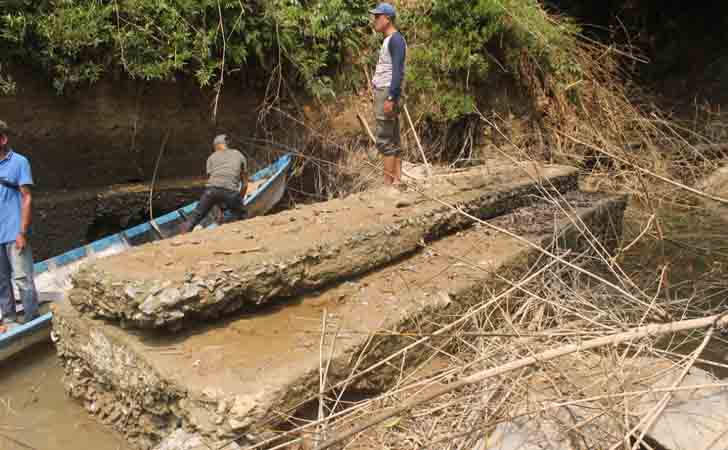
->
[53, 191, 626, 449]
[636, 362, 728, 450]
[483, 356, 728, 450]
[152, 429, 240, 450]
[68, 163, 579, 329]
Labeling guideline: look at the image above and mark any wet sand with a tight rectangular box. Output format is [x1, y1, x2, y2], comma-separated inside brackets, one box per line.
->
[0, 344, 129, 450]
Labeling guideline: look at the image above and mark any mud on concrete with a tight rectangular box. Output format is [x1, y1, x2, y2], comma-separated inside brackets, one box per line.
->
[68, 164, 579, 330]
[53, 190, 626, 449]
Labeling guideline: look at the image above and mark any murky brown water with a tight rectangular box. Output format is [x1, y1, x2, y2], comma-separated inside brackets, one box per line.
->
[0, 343, 129, 450]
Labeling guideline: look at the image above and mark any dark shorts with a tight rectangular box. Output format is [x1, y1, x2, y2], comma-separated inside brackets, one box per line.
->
[184, 186, 246, 230]
[374, 88, 401, 157]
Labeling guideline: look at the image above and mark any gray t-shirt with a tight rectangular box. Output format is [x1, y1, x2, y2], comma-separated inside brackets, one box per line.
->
[206, 148, 247, 191]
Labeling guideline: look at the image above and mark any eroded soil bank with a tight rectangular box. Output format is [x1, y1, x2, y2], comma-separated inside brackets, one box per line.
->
[33, 177, 206, 261]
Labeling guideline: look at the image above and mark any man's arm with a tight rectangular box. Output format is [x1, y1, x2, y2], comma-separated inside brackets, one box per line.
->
[239, 156, 249, 196]
[15, 157, 33, 251]
[16, 186, 32, 251]
[387, 32, 407, 100]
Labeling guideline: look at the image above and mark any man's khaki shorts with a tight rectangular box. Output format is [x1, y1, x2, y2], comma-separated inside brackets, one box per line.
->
[373, 88, 401, 157]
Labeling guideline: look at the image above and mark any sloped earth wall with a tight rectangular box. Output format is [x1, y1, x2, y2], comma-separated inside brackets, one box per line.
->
[53, 191, 626, 449]
[33, 178, 206, 261]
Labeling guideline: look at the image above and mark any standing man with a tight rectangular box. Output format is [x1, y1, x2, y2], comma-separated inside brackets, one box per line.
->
[179, 134, 248, 233]
[370, 2, 407, 186]
[0, 120, 38, 333]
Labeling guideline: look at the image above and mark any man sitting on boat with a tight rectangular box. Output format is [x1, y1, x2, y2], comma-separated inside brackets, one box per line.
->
[179, 134, 248, 233]
[0, 120, 39, 333]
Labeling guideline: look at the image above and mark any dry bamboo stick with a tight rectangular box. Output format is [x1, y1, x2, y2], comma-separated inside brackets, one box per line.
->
[356, 111, 417, 180]
[625, 326, 715, 450]
[403, 103, 432, 177]
[313, 313, 728, 450]
[356, 112, 376, 144]
[555, 130, 728, 206]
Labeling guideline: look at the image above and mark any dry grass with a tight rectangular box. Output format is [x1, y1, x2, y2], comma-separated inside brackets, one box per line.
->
[211, 165, 728, 450]
[222, 6, 728, 450]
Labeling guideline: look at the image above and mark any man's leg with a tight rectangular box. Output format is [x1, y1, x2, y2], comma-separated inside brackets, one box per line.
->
[8, 241, 38, 320]
[382, 156, 395, 185]
[0, 243, 15, 323]
[374, 89, 401, 185]
[392, 114, 402, 185]
[221, 189, 247, 223]
[181, 188, 219, 232]
[393, 155, 402, 185]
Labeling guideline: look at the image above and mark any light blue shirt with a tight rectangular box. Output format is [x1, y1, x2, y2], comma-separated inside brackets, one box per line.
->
[0, 150, 33, 244]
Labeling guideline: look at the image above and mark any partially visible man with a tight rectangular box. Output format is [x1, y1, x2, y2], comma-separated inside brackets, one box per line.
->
[0, 120, 38, 333]
[370, 2, 407, 186]
[179, 134, 248, 233]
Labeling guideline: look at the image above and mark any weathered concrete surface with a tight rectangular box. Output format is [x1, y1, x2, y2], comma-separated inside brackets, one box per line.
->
[483, 356, 728, 450]
[152, 429, 240, 450]
[68, 163, 580, 329]
[635, 360, 728, 450]
[54, 191, 626, 449]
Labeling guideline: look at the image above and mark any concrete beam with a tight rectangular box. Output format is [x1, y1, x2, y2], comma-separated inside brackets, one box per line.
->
[68, 164, 579, 329]
[54, 191, 626, 449]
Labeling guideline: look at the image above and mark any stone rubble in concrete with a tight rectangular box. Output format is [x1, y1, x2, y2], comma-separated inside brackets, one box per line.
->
[54, 191, 627, 449]
[68, 164, 578, 329]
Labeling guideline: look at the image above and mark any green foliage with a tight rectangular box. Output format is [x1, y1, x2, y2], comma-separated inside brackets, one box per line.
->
[0, 0, 368, 95]
[399, 0, 581, 119]
[0, 0, 582, 122]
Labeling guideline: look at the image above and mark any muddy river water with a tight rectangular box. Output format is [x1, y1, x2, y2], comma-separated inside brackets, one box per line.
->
[0, 344, 129, 450]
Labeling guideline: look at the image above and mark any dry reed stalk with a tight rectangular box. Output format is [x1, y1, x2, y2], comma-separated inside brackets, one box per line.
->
[223, 34, 728, 449]
[315, 314, 727, 450]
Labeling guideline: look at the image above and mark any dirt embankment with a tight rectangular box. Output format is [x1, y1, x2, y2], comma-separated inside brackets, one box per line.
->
[32, 178, 207, 261]
[0, 66, 267, 191]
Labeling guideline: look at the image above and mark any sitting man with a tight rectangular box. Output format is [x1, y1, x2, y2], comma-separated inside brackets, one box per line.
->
[180, 134, 248, 233]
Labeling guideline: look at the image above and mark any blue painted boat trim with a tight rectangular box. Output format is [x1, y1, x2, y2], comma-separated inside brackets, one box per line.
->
[1, 154, 292, 356]
[2, 312, 52, 343]
[89, 234, 123, 253]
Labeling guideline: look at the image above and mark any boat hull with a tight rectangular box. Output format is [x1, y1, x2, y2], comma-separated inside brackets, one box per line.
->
[0, 154, 292, 363]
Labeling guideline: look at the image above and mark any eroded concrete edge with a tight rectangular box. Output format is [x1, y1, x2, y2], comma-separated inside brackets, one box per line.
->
[54, 193, 626, 449]
[69, 169, 579, 329]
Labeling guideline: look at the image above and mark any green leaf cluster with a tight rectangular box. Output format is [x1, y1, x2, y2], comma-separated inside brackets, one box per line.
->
[0, 0, 368, 94]
[399, 0, 581, 119]
[0, 0, 582, 123]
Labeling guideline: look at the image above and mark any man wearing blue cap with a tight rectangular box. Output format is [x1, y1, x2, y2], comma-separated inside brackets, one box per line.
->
[370, 2, 407, 186]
